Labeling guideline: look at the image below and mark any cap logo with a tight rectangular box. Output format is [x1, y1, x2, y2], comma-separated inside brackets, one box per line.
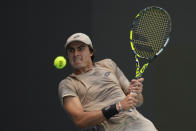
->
[73, 34, 80, 39]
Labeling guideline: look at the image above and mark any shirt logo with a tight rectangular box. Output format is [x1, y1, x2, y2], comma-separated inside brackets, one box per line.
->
[104, 72, 111, 77]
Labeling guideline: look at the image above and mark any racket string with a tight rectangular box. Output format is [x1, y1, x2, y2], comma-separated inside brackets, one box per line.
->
[131, 7, 171, 59]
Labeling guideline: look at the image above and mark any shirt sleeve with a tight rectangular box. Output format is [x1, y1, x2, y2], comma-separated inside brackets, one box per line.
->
[58, 77, 78, 106]
[98, 59, 130, 94]
[115, 65, 130, 94]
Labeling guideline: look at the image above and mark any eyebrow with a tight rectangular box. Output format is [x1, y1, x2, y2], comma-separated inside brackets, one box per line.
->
[78, 45, 86, 48]
[68, 44, 86, 49]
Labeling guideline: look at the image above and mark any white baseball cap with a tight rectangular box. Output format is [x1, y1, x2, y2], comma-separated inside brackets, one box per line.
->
[64, 33, 93, 49]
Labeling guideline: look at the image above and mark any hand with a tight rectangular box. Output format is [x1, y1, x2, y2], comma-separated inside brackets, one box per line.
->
[117, 93, 138, 111]
[129, 78, 144, 94]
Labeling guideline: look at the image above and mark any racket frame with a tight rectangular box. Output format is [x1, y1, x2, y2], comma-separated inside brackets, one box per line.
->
[130, 6, 171, 79]
[129, 6, 171, 111]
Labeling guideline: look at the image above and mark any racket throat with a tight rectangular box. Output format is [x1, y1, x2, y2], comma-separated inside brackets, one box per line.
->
[135, 57, 149, 79]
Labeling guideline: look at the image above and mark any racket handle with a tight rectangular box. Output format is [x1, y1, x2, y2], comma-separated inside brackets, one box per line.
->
[129, 92, 136, 112]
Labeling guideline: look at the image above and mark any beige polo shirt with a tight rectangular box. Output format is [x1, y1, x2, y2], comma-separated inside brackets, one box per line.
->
[58, 59, 157, 131]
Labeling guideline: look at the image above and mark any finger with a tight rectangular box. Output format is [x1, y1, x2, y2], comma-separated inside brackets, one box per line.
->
[133, 90, 142, 94]
[129, 82, 138, 89]
[128, 95, 134, 100]
[138, 83, 143, 92]
[132, 89, 139, 93]
[137, 83, 143, 88]
[127, 94, 135, 101]
[134, 83, 139, 87]
[130, 79, 137, 84]
[132, 86, 141, 92]
[129, 85, 138, 93]
[126, 94, 132, 100]
[130, 93, 137, 98]
[130, 98, 138, 107]
[132, 89, 141, 94]
[130, 104, 135, 108]
[128, 99, 137, 106]
[138, 78, 144, 83]
[132, 97, 138, 104]
[132, 85, 140, 89]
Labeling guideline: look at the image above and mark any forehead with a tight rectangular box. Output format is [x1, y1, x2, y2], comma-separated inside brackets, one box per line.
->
[68, 41, 86, 48]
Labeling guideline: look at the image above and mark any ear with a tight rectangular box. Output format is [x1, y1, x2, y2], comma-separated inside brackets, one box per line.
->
[90, 49, 94, 56]
[89, 47, 94, 56]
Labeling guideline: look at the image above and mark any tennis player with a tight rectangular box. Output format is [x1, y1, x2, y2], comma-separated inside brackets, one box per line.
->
[58, 33, 157, 131]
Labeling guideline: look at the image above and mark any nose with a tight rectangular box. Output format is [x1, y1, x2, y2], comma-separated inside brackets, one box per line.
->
[73, 50, 80, 56]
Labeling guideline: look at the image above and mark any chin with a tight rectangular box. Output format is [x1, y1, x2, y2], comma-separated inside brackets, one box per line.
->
[72, 64, 84, 70]
[73, 66, 82, 70]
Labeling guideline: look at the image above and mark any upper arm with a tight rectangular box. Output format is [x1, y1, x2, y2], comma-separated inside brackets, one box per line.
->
[63, 96, 84, 122]
[116, 67, 130, 94]
[59, 78, 105, 128]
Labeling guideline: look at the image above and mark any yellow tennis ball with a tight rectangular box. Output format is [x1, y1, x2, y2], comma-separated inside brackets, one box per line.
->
[54, 56, 67, 69]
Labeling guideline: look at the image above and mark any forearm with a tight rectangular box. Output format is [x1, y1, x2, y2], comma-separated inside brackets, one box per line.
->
[63, 96, 120, 129]
[73, 110, 106, 128]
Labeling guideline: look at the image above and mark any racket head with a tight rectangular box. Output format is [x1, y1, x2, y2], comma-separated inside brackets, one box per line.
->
[130, 6, 172, 60]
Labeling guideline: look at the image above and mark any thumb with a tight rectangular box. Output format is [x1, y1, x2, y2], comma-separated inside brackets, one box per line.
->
[138, 78, 144, 83]
[130, 79, 137, 84]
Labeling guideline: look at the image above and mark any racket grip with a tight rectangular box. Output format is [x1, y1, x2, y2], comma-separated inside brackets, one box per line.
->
[129, 92, 136, 112]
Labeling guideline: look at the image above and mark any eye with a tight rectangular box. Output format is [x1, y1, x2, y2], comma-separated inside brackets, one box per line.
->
[67, 48, 74, 53]
[78, 46, 85, 51]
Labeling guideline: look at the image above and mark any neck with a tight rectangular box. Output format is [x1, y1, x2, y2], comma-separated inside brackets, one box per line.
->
[74, 62, 94, 75]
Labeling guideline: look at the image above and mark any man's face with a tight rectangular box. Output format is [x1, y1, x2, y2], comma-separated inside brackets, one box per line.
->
[67, 41, 93, 70]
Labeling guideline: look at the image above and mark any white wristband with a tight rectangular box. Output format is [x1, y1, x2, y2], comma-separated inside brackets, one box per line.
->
[118, 102, 123, 112]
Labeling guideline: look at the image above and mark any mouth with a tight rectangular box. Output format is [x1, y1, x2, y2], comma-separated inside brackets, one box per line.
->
[73, 57, 82, 64]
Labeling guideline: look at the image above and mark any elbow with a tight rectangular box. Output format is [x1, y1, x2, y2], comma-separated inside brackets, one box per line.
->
[71, 112, 95, 129]
[75, 120, 89, 129]
[73, 116, 89, 129]
[70, 112, 91, 128]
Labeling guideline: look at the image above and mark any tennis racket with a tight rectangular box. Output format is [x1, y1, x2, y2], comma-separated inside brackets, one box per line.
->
[129, 6, 172, 111]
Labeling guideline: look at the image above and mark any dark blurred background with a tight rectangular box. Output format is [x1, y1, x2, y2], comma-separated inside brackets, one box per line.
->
[2, 0, 196, 130]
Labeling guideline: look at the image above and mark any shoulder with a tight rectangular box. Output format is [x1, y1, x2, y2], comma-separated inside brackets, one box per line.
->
[95, 58, 117, 65]
[95, 58, 117, 70]
[58, 75, 77, 89]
